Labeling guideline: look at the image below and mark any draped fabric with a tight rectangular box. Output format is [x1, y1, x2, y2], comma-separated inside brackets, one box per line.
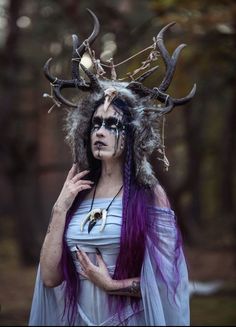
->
[29, 198, 189, 326]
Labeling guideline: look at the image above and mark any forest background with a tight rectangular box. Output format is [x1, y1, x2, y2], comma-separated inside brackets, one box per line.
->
[0, 0, 235, 325]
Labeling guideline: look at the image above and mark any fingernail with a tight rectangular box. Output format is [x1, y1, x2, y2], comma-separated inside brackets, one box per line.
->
[95, 247, 101, 255]
[76, 244, 80, 251]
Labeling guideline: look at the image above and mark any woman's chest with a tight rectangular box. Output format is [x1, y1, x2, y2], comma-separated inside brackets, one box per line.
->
[66, 198, 123, 249]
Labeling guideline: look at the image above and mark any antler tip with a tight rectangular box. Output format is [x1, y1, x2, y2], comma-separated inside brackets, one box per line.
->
[165, 21, 176, 29]
[43, 57, 54, 77]
[44, 57, 53, 69]
[157, 21, 177, 38]
[192, 83, 197, 94]
[86, 8, 96, 17]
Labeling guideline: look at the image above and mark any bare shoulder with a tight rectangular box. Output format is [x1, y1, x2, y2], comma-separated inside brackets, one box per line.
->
[153, 183, 170, 208]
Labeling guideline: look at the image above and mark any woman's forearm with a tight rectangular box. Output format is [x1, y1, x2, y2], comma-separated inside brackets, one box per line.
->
[40, 205, 68, 287]
[107, 278, 141, 298]
[39, 166, 93, 287]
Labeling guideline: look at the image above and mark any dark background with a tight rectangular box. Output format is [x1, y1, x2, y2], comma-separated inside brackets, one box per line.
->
[0, 0, 235, 325]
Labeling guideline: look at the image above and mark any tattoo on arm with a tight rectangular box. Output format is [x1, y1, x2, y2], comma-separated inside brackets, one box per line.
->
[46, 209, 54, 234]
[40, 210, 53, 257]
[108, 281, 141, 298]
[46, 223, 51, 234]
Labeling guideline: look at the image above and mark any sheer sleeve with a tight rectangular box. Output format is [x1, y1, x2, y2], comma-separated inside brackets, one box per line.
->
[140, 207, 190, 326]
[28, 264, 69, 326]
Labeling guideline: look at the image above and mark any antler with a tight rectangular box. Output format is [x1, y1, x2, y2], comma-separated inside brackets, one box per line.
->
[43, 9, 101, 108]
[127, 22, 196, 114]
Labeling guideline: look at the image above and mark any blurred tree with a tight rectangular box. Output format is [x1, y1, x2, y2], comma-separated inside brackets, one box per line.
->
[149, 0, 236, 248]
[0, 0, 235, 265]
[0, 0, 45, 263]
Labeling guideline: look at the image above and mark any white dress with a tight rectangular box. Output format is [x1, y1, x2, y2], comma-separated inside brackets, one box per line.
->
[29, 197, 190, 326]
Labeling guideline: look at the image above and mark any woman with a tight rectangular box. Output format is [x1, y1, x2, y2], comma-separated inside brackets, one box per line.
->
[29, 9, 195, 326]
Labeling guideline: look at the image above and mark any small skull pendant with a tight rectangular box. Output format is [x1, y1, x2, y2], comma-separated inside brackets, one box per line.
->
[80, 208, 108, 233]
[88, 210, 103, 233]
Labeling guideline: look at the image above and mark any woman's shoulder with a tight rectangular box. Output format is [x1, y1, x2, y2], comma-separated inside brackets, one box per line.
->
[152, 183, 171, 209]
[148, 184, 176, 224]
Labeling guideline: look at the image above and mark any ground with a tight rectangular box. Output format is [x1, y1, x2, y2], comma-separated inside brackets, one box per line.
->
[0, 238, 236, 326]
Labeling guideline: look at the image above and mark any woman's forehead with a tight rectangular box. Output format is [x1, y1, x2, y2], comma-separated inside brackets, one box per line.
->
[94, 103, 123, 118]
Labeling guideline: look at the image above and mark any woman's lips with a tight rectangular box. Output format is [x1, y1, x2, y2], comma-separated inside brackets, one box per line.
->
[94, 141, 107, 148]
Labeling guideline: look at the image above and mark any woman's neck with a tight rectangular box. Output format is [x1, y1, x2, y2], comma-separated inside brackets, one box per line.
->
[83, 159, 123, 200]
[99, 160, 123, 186]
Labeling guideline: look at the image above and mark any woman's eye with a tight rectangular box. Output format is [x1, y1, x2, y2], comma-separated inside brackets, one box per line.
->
[91, 117, 102, 129]
[106, 118, 118, 129]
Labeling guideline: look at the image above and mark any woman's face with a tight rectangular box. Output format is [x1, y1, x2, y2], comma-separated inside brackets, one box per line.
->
[90, 103, 125, 161]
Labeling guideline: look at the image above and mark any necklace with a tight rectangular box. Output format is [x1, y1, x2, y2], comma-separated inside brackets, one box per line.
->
[80, 183, 123, 233]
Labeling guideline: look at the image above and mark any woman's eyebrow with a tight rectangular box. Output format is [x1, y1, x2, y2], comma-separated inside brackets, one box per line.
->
[93, 116, 120, 120]
[92, 115, 102, 120]
[106, 117, 119, 121]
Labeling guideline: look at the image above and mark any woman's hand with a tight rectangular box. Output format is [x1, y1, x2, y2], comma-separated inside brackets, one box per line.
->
[76, 247, 114, 291]
[54, 164, 93, 212]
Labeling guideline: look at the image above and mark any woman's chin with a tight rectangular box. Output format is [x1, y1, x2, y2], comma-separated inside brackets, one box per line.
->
[93, 151, 110, 160]
[93, 152, 121, 161]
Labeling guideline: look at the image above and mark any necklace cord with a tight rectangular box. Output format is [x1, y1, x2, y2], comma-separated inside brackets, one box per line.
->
[82, 183, 123, 233]
[106, 184, 123, 211]
[89, 183, 123, 212]
[89, 182, 97, 212]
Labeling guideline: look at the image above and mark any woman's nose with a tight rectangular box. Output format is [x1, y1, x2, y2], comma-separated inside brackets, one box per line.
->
[96, 125, 106, 136]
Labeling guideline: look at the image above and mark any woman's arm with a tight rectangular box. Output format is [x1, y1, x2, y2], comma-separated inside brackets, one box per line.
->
[40, 164, 93, 287]
[76, 247, 141, 298]
[107, 279, 141, 297]
[39, 205, 68, 287]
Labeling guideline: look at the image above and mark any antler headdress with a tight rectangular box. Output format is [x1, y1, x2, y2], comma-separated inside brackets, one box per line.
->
[43, 9, 196, 186]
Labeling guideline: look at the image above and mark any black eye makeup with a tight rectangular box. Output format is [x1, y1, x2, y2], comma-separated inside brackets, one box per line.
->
[91, 116, 125, 133]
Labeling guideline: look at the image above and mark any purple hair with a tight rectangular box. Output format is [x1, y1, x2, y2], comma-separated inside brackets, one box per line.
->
[110, 131, 148, 313]
[59, 103, 183, 324]
[61, 196, 81, 324]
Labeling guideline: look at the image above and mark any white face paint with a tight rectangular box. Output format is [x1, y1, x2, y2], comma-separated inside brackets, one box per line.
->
[90, 103, 125, 161]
